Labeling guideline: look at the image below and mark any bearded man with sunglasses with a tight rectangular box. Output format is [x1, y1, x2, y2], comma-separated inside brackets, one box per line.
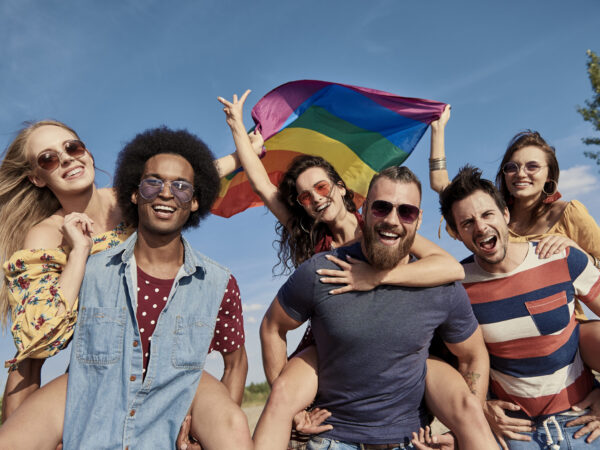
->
[261, 166, 488, 449]
[60, 127, 252, 449]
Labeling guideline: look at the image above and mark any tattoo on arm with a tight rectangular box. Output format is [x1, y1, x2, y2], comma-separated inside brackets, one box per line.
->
[461, 371, 481, 396]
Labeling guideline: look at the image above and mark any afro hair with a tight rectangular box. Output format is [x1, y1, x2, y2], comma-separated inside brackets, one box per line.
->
[114, 126, 219, 230]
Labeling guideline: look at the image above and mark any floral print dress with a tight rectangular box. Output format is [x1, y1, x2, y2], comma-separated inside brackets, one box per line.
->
[3, 222, 133, 370]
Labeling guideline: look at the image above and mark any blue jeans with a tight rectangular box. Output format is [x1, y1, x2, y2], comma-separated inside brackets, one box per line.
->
[502, 411, 600, 449]
[307, 436, 413, 450]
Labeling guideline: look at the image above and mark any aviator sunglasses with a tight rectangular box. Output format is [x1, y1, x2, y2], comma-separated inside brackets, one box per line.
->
[502, 161, 546, 175]
[138, 178, 195, 203]
[370, 200, 420, 224]
[35, 139, 88, 171]
[297, 180, 334, 207]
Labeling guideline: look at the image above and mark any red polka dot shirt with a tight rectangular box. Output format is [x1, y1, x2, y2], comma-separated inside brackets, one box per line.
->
[136, 267, 244, 374]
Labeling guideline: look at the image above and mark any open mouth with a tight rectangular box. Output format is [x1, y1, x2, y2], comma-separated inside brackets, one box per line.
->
[376, 226, 401, 245]
[315, 202, 330, 213]
[63, 166, 84, 179]
[477, 235, 497, 252]
[152, 204, 176, 218]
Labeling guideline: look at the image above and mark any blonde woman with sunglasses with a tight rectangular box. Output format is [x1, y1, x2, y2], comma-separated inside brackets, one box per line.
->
[0, 120, 257, 425]
[220, 91, 498, 450]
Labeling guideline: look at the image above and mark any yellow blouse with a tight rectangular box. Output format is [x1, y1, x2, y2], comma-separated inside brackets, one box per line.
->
[4, 223, 133, 369]
[509, 200, 600, 321]
[508, 200, 600, 259]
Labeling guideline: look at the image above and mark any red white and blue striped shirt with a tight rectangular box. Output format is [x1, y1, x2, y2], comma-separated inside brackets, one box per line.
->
[462, 243, 600, 418]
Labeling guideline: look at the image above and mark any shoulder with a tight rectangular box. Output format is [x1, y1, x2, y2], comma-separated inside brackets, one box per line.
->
[23, 214, 65, 249]
[562, 200, 595, 224]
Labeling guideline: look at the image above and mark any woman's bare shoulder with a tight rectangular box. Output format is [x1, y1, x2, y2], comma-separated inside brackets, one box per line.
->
[23, 214, 65, 249]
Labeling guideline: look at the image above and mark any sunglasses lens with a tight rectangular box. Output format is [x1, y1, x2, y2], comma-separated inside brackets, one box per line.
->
[171, 181, 194, 203]
[525, 162, 541, 173]
[503, 162, 519, 174]
[370, 200, 393, 217]
[37, 152, 60, 171]
[297, 192, 311, 207]
[139, 179, 163, 200]
[65, 140, 87, 158]
[314, 181, 332, 197]
[398, 204, 419, 223]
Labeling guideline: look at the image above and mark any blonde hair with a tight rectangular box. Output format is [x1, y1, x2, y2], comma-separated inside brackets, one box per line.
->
[0, 120, 79, 327]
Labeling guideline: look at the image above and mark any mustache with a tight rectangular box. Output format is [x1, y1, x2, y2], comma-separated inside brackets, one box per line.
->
[374, 223, 405, 237]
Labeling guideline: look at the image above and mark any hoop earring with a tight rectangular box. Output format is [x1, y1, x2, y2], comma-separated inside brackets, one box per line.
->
[542, 180, 561, 204]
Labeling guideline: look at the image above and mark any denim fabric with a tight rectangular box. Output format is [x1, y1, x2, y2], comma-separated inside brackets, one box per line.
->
[501, 411, 600, 449]
[307, 436, 413, 449]
[63, 232, 230, 450]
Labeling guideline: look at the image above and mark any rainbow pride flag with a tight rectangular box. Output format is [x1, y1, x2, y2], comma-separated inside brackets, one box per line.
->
[211, 80, 446, 218]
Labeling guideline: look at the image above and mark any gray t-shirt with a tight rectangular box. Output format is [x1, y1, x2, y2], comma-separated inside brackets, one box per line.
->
[278, 242, 478, 444]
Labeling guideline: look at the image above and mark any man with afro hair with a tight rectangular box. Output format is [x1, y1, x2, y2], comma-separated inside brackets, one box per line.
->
[62, 127, 252, 449]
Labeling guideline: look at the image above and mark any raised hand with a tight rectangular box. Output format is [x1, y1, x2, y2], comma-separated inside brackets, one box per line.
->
[217, 90, 251, 129]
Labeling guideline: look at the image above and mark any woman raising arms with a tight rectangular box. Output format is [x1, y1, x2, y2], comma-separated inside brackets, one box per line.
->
[219, 91, 497, 450]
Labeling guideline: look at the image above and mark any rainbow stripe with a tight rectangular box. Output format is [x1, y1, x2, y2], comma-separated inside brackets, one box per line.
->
[211, 80, 446, 218]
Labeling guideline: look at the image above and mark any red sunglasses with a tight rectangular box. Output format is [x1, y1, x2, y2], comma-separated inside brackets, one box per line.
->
[297, 180, 333, 207]
[35, 140, 88, 172]
[370, 200, 420, 224]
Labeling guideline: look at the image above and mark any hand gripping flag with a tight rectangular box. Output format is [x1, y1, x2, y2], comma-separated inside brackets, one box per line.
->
[211, 80, 446, 218]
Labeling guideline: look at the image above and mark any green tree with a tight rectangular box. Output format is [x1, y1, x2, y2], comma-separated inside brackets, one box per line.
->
[578, 49, 600, 168]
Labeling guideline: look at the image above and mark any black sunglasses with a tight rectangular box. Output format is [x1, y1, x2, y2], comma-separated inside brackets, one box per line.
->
[370, 200, 420, 224]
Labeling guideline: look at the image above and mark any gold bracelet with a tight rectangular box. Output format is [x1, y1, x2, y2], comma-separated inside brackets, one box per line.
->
[429, 157, 447, 171]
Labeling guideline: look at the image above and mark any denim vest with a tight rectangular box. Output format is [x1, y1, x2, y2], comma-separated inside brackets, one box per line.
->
[63, 232, 230, 450]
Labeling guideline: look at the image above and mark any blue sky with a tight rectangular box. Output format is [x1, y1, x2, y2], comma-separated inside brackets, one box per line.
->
[1, 0, 599, 386]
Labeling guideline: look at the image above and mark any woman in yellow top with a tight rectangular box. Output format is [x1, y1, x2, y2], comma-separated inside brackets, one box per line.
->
[0, 120, 256, 449]
[429, 105, 600, 370]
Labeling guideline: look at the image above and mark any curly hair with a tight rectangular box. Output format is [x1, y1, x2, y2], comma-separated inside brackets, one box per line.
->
[495, 130, 559, 232]
[274, 155, 356, 273]
[440, 165, 507, 234]
[113, 127, 219, 230]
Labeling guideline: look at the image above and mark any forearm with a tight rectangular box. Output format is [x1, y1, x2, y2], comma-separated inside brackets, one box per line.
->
[382, 234, 464, 286]
[220, 347, 248, 405]
[429, 121, 450, 193]
[455, 348, 489, 405]
[57, 246, 90, 312]
[214, 153, 240, 178]
[2, 358, 44, 421]
[260, 321, 289, 386]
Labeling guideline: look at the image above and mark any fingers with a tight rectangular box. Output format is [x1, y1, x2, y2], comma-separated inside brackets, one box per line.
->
[216, 96, 232, 107]
[494, 400, 522, 411]
[239, 89, 251, 104]
[502, 430, 532, 442]
[567, 415, 600, 442]
[176, 415, 192, 450]
[328, 286, 352, 295]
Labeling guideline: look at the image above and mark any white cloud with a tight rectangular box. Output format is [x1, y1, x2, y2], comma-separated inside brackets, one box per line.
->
[243, 303, 265, 312]
[245, 316, 257, 324]
[559, 165, 597, 199]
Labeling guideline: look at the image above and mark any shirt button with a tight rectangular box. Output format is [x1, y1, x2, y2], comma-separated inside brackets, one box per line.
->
[130, 375, 136, 382]
[133, 341, 139, 347]
[130, 409, 136, 416]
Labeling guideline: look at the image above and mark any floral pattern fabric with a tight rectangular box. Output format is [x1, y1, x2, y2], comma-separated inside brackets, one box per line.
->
[4, 222, 133, 370]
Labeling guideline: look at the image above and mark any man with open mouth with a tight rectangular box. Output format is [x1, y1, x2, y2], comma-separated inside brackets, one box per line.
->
[261, 166, 489, 449]
[440, 165, 600, 449]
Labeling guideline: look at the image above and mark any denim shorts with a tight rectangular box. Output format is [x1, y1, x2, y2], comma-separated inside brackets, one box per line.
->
[501, 410, 600, 449]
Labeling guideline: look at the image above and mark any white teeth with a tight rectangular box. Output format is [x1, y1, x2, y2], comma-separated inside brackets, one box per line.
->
[380, 231, 399, 238]
[479, 236, 493, 244]
[316, 203, 330, 212]
[65, 168, 82, 177]
[154, 205, 175, 212]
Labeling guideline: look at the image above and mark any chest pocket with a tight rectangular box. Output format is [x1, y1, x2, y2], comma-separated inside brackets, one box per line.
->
[525, 292, 570, 335]
[172, 315, 214, 369]
[75, 306, 126, 365]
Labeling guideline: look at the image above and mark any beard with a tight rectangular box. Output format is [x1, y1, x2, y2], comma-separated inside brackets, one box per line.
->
[363, 222, 416, 270]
